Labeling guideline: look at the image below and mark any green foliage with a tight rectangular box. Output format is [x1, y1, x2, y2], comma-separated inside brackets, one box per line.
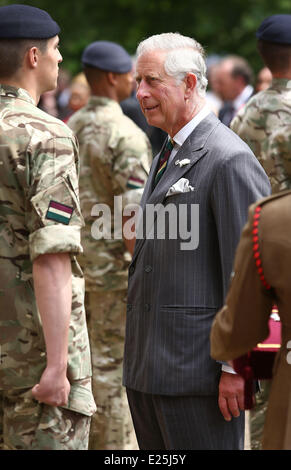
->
[0, 0, 290, 76]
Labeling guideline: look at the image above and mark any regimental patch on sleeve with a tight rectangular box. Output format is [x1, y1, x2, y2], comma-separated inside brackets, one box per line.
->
[126, 176, 145, 190]
[45, 200, 74, 225]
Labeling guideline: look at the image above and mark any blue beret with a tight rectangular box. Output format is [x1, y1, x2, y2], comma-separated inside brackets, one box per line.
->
[82, 41, 132, 73]
[0, 4, 60, 39]
[256, 14, 291, 44]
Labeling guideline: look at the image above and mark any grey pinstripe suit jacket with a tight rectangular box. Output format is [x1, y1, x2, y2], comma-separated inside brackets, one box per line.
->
[123, 112, 271, 396]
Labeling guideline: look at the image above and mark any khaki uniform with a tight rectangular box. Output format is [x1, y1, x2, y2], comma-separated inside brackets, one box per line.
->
[231, 78, 291, 449]
[0, 85, 96, 450]
[211, 191, 291, 449]
[68, 96, 152, 449]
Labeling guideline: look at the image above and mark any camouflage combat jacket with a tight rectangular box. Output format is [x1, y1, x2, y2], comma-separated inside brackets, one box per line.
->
[68, 97, 152, 292]
[0, 85, 95, 416]
[231, 78, 291, 193]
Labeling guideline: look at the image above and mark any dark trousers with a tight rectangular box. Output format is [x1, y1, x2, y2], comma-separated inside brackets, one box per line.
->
[126, 388, 245, 450]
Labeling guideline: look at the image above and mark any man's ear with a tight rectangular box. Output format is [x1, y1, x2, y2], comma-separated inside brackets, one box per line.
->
[184, 72, 197, 99]
[107, 71, 118, 86]
[26, 47, 39, 69]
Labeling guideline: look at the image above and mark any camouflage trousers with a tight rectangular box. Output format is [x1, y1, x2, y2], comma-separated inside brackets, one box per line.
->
[85, 290, 137, 450]
[250, 380, 271, 450]
[0, 388, 91, 450]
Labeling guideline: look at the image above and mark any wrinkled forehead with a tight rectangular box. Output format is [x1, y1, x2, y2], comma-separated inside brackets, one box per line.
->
[135, 49, 167, 79]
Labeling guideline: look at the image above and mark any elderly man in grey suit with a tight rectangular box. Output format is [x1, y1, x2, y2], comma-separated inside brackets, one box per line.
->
[122, 33, 271, 450]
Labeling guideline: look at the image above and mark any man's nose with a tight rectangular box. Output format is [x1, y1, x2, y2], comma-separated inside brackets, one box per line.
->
[136, 80, 149, 100]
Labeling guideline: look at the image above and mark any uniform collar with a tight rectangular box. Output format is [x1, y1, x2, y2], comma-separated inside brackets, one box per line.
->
[88, 95, 122, 111]
[0, 84, 35, 105]
[271, 78, 291, 89]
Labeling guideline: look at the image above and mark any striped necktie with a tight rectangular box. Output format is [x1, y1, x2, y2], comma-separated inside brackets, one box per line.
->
[154, 138, 174, 186]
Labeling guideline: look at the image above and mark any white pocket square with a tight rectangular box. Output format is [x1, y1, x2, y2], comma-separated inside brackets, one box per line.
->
[165, 178, 195, 197]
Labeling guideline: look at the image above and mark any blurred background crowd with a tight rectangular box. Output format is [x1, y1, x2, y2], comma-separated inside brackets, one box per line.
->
[38, 55, 273, 155]
[0, 0, 284, 153]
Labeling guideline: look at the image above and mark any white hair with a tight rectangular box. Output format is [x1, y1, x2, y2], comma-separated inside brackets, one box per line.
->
[136, 32, 208, 97]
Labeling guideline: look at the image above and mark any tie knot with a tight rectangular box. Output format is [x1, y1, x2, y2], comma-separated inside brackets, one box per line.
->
[167, 138, 174, 150]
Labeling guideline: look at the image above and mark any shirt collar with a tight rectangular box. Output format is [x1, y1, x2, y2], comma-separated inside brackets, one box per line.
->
[233, 85, 253, 111]
[172, 104, 211, 148]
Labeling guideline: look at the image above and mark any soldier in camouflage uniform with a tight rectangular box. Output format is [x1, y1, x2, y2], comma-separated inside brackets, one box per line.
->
[230, 14, 291, 450]
[0, 5, 95, 450]
[68, 41, 152, 450]
[231, 18, 291, 194]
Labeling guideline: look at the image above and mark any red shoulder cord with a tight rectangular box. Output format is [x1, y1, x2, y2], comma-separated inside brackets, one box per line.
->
[252, 206, 271, 290]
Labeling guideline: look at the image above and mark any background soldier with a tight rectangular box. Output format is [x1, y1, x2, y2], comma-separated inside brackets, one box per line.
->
[210, 186, 291, 450]
[231, 15, 291, 193]
[68, 41, 152, 450]
[0, 4, 95, 450]
[230, 14, 291, 449]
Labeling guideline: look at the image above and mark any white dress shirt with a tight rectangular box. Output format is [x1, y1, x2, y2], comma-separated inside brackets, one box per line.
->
[233, 84, 253, 115]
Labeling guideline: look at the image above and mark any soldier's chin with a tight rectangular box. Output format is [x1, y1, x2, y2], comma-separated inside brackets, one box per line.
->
[45, 76, 59, 93]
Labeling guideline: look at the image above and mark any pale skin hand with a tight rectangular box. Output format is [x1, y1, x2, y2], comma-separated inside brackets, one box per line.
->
[32, 366, 70, 407]
[31, 253, 72, 407]
[218, 371, 245, 421]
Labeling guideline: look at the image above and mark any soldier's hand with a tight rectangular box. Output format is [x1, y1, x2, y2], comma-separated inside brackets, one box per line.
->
[31, 366, 70, 407]
[218, 371, 245, 421]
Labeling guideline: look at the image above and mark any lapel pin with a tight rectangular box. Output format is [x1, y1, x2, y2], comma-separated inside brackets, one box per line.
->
[177, 158, 190, 168]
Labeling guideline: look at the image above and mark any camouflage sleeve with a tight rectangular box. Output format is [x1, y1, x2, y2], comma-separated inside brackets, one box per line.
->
[112, 133, 152, 208]
[268, 129, 291, 191]
[230, 104, 247, 135]
[230, 114, 240, 134]
[26, 135, 84, 262]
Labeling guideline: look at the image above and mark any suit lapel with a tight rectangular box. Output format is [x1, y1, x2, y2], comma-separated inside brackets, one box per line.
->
[133, 113, 220, 262]
[139, 139, 167, 211]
